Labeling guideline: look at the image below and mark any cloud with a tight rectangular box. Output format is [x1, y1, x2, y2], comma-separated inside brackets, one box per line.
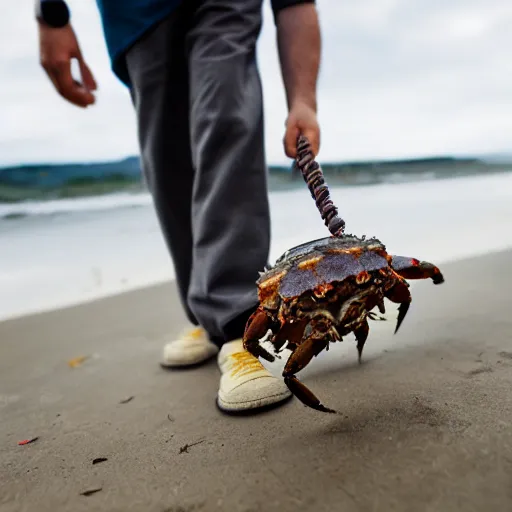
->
[0, 0, 511, 166]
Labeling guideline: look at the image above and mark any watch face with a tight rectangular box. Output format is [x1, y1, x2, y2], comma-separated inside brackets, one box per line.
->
[40, 1, 70, 28]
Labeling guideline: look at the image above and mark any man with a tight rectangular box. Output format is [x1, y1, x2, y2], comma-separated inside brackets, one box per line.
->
[36, 0, 321, 413]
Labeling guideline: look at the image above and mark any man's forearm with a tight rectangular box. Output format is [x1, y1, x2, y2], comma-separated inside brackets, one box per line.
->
[275, 2, 321, 112]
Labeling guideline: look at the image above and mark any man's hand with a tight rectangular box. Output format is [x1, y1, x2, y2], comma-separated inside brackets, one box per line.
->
[283, 101, 320, 158]
[38, 21, 97, 107]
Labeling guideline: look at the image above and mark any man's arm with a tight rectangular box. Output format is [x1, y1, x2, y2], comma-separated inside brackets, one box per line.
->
[271, 0, 321, 157]
[272, 0, 320, 112]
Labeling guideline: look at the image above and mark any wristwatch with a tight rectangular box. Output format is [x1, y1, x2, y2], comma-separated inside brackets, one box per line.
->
[35, 0, 71, 28]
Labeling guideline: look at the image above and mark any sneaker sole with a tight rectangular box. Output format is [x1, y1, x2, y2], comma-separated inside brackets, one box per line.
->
[216, 390, 293, 416]
[159, 351, 218, 369]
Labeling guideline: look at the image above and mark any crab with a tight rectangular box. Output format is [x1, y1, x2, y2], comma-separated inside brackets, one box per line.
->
[242, 135, 445, 414]
[243, 234, 444, 413]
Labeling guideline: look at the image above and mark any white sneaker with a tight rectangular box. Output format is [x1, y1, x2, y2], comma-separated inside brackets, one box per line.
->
[161, 326, 219, 367]
[216, 339, 291, 412]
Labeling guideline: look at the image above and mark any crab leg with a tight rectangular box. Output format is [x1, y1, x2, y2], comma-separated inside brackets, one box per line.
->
[390, 255, 444, 285]
[283, 337, 335, 414]
[243, 308, 276, 363]
[384, 280, 412, 333]
[353, 319, 369, 363]
[271, 318, 309, 354]
[282, 316, 336, 414]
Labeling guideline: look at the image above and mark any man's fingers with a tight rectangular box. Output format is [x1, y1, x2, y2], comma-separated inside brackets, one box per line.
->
[284, 123, 300, 159]
[78, 58, 97, 91]
[302, 128, 320, 157]
[53, 60, 95, 106]
[44, 59, 95, 107]
[284, 126, 320, 159]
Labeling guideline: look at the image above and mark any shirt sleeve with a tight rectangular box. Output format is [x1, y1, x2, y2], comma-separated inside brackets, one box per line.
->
[270, 0, 316, 22]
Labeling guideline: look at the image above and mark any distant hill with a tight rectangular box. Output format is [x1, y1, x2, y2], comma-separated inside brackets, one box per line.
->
[0, 157, 142, 189]
[1, 153, 511, 203]
[0, 154, 491, 188]
[478, 152, 512, 164]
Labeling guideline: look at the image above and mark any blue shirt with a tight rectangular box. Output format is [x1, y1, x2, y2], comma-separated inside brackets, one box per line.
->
[94, 0, 314, 87]
[95, 0, 182, 86]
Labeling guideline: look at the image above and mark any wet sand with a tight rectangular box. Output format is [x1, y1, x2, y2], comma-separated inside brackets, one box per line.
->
[1, 249, 511, 512]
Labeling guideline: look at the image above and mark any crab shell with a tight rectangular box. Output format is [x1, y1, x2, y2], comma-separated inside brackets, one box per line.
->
[256, 234, 437, 311]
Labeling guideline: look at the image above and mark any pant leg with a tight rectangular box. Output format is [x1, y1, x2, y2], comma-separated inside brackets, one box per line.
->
[124, 10, 198, 326]
[185, 0, 271, 342]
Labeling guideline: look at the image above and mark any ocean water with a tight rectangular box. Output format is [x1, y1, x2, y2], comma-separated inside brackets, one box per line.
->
[1, 171, 512, 323]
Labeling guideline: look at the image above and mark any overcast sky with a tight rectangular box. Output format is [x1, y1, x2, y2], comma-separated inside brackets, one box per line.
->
[1, 0, 511, 166]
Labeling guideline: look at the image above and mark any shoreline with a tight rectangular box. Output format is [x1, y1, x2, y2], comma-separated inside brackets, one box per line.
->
[1, 245, 511, 326]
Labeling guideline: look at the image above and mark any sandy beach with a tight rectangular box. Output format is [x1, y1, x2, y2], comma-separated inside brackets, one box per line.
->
[1, 247, 511, 512]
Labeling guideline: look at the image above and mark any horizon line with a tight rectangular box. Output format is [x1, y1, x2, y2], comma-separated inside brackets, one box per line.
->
[1, 150, 511, 171]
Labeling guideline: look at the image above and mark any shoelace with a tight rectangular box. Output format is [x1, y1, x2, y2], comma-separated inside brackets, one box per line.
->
[228, 350, 266, 378]
[182, 327, 205, 342]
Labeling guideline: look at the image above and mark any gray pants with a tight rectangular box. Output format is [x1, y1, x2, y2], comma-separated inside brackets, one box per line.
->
[124, 0, 271, 345]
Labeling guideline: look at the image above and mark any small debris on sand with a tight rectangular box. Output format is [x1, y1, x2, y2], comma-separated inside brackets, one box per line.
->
[179, 440, 205, 454]
[18, 437, 39, 446]
[180, 439, 204, 453]
[68, 356, 89, 368]
[80, 488, 102, 497]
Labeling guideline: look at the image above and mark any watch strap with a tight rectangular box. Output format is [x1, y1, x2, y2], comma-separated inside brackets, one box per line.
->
[35, 0, 70, 28]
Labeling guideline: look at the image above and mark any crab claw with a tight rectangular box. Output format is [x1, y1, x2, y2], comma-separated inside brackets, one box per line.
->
[395, 300, 410, 334]
[384, 280, 412, 334]
[284, 376, 337, 414]
[243, 309, 276, 363]
[390, 255, 444, 285]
